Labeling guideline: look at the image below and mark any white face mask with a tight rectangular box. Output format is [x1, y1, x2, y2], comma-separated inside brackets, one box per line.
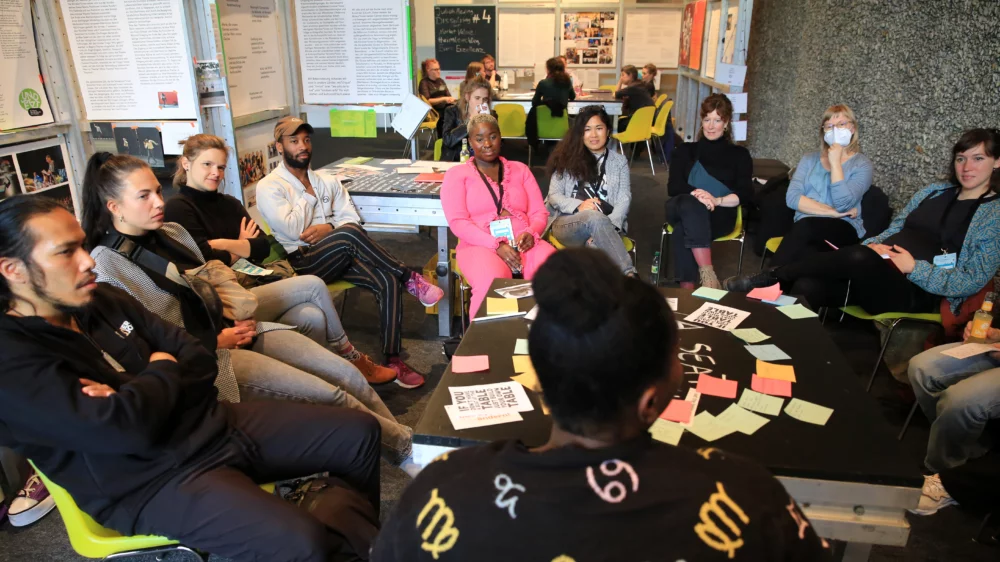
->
[824, 126, 853, 147]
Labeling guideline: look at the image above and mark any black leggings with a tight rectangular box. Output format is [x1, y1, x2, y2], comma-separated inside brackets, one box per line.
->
[665, 193, 737, 283]
[771, 217, 860, 267]
[777, 244, 938, 313]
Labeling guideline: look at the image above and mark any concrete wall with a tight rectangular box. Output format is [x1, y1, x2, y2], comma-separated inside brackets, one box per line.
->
[745, 0, 1000, 208]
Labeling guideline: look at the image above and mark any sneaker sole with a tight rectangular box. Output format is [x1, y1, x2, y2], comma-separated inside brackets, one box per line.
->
[394, 378, 425, 389]
[9, 495, 56, 527]
[366, 376, 397, 385]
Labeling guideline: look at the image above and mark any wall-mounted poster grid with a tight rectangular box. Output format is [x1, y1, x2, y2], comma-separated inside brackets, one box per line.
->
[89, 122, 202, 167]
[0, 138, 79, 219]
[561, 11, 617, 67]
[0, 0, 54, 131]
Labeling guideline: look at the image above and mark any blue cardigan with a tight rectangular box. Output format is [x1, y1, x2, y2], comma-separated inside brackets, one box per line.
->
[863, 182, 1000, 312]
[786, 152, 873, 238]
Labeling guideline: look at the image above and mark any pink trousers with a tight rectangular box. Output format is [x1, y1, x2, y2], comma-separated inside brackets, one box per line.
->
[457, 241, 557, 317]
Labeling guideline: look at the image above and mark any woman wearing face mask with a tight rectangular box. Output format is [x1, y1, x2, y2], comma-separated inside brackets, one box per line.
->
[769, 104, 873, 266]
[81, 153, 417, 470]
[441, 114, 556, 317]
[440, 77, 496, 162]
[726, 129, 1000, 316]
[545, 106, 636, 277]
[163, 134, 395, 384]
[664, 94, 752, 289]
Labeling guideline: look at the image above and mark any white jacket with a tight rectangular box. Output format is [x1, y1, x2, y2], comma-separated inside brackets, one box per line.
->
[256, 162, 362, 253]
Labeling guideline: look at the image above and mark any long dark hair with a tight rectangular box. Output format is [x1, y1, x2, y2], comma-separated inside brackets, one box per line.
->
[81, 152, 149, 250]
[547, 105, 612, 182]
[950, 128, 1000, 194]
[546, 57, 570, 86]
[0, 196, 67, 311]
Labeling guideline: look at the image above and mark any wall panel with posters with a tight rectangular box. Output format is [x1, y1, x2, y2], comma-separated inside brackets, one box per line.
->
[0, 138, 79, 219]
[561, 11, 618, 67]
[0, 0, 55, 131]
[216, 0, 289, 118]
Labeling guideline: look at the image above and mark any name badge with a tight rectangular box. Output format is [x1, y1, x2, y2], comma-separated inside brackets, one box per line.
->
[489, 218, 515, 246]
[933, 253, 957, 269]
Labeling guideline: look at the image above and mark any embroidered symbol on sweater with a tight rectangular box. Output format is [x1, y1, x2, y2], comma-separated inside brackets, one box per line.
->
[786, 500, 811, 540]
[694, 482, 750, 559]
[322, 195, 330, 204]
[493, 473, 525, 519]
[431, 452, 450, 464]
[118, 321, 134, 336]
[697, 447, 723, 461]
[585, 459, 639, 504]
[551, 556, 576, 562]
[416, 488, 459, 559]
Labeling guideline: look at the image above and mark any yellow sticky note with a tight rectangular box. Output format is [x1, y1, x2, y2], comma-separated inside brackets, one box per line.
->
[511, 370, 541, 392]
[512, 355, 534, 373]
[756, 359, 797, 383]
[487, 297, 520, 315]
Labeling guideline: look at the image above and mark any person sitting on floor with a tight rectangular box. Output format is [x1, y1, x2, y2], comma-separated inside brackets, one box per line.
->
[256, 117, 444, 388]
[0, 195, 381, 561]
[163, 133, 395, 384]
[418, 58, 455, 114]
[641, 62, 658, 96]
[614, 65, 655, 133]
[665, 93, 752, 289]
[440, 76, 495, 162]
[441, 114, 556, 317]
[725, 128, 1000, 316]
[371, 248, 831, 561]
[545, 105, 636, 277]
[769, 104, 873, 266]
[80, 153, 415, 469]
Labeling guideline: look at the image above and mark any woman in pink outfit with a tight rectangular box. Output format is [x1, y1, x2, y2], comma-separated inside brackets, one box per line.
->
[442, 114, 557, 317]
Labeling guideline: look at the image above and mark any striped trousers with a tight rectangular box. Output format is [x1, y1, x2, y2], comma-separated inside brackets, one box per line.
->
[287, 223, 408, 356]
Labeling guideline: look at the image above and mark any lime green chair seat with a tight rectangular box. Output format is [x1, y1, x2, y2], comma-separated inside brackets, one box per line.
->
[495, 104, 527, 138]
[546, 231, 637, 268]
[434, 138, 443, 161]
[658, 206, 745, 285]
[535, 105, 569, 140]
[758, 236, 783, 270]
[611, 105, 657, 175]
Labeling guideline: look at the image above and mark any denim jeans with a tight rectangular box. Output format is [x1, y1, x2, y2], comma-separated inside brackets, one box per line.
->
[550, 210, 636, 275]
[907, 342, 1000, 471]
[230, 329, 412, 464]
[250, 275, 348, 348]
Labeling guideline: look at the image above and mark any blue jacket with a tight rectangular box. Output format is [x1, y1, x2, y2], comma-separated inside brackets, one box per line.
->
[863, 182, 1000, 313]
[786, 152, 873, 238]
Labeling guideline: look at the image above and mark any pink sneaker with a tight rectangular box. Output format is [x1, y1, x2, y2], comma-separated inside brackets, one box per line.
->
[388, 357, 425, 389]
[406, 272, 444, 308]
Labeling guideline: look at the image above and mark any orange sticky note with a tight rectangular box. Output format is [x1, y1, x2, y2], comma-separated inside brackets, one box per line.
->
[696, 373, 738, 399]
[747, 283, 782, 301]
[451, 355, 490, 373]
[756, 360, 797, 383]
[660, 399, 694, 423]
[751, 373, 793, 397]
[512, 355, 534, 373]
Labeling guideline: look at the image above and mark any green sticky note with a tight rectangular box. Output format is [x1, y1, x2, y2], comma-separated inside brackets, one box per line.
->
[744, 344, 791, 361]
[784, 398, 834, 425]
[686, 411, 738, 442]
[649, 418, 684, 445]
[738, 388, 785, 416]
[777, 303, 819, 319]
[343, 156, 374, 165]
[514, 338, 529, 355]
[731, 328, 770, 343]
[692, 287, 728, 301]
[329, 109, 377, 138]
[716, 404, 770, 435]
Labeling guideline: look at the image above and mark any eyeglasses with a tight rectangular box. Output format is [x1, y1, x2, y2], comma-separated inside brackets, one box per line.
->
[823, 121, 851, 131]
[428, 67, 441, 72]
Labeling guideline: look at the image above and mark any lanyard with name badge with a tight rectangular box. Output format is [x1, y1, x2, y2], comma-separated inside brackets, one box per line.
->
[934, 187, 992, 269]
[474, 160, 505, 216]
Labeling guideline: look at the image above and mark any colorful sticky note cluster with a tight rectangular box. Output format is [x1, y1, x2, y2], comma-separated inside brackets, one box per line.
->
[660, 399, 694, 424]
[756, 360, 796, 382]
[686, 411, 738, 442]
[737, 388, 785, 416]
[649, 419, 684, 445]
[751, 373, 792, 397]
[747, 283, 782, 302]
[716, 404, 770, 435]
[692, 287, 728, 301]
[451, 355, 489, 373]
[696, 373, 738, 399]
[487, 297, 520, 315]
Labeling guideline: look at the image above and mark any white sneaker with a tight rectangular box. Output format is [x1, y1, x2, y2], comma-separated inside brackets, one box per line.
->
[8, 472, 56, 527]
[908, 474, 959, 516]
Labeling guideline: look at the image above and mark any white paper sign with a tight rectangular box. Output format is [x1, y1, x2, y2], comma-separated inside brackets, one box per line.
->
[445, 405, 523, 430]
[732, 120, 748, 142]
[941, 342, 996, 360]
[217, 0, 289, 118]
[715, 63, 747, 88]
[391, 94, 432, 140]
[0, 0, 54, 130]
[725, 92, 748, 114]
[449, 381, 535, 413]
[684, 302, 750, 332]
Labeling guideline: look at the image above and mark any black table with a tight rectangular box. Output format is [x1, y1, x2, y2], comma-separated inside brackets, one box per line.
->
[413, 279, 923, 560]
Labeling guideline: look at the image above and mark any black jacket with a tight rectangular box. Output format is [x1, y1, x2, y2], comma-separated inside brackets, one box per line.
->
[0, 284, 228, 533]
[164, 186, 272, 265]
[440, 105, 499, 162]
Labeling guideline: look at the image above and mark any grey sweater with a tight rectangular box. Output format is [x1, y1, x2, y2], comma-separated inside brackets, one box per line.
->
[546, 149, 632, 231]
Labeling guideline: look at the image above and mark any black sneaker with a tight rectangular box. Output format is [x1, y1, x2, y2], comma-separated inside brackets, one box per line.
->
[723, 268, 779, 292]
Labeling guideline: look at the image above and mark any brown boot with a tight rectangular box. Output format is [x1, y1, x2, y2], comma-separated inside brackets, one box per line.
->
[352, 353, 397, 385]
[699, 266, 722, 290]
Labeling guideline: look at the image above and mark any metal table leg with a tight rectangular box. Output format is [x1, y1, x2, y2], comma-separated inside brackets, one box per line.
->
[436, 226, 452, 337]
[841, 542, 873, 562]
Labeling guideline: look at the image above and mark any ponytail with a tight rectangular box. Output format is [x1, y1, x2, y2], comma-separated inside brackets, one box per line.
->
[546, 57, 570, 86]
[81, 152, 149, 250]
[0, 196, 66, 311]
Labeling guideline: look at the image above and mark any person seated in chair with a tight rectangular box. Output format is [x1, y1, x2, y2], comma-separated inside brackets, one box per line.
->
[725, 129, 1000, 316]
[664, 93, 752, 289]
[770, 104, 873, 266]
[614, 65, 655, 133]
[532, 57, 576, 110]
[546, 105, 636, 276]
[0, 195, 381, 562]
[441, 114, 556, 317]
[418, 58, 455, 114]
[641, 63, 658, 97]
[440, 77, 495, 162]
[371, 249, 831, 561]
[482, 54, 500, 90]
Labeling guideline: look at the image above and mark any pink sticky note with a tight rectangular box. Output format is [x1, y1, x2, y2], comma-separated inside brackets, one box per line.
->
[696, 374, 738, 399]
[751, 373, 792, 397]
[451, 355, 490, 373]
[660, 399, 694, 423]
[747, 283, 782, 302]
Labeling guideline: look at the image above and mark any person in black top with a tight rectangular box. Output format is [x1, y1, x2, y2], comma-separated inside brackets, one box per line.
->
[665, 94, 752, 289]
[481, 54, 500, 90]
[418, 58, 455, 113]
[532, 57, 576, 109]
[372, 248, 829, 561]
[614, 65, 655, 133]
[0, 195, 381, 562]
[642, 62, 658, 97]
[440, 76, 495, 162]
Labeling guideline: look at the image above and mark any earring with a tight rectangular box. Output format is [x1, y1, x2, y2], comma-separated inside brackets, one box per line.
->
[118, 215, 125, 223]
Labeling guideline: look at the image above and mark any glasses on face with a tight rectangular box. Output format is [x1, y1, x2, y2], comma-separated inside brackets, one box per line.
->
[428, 67, 440, 72]
[823, 121, 851, 131]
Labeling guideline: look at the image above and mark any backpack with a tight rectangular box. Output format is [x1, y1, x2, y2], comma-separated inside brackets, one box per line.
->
[283, 476, 380, 561]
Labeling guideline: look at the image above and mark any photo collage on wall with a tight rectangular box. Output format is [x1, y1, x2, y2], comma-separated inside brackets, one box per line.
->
[0, 138, 79, 218]
[90, 122, 167, 169]
[238, 141, 282, 208]
[562, 11, 617, 67]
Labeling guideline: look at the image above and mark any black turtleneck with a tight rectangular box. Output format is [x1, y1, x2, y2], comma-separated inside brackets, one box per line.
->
[163, 185, 271, 265]
[667, 136, 754, 232]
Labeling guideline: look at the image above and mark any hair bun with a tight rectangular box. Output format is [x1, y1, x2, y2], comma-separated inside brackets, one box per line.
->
[531, 248, 624, 332]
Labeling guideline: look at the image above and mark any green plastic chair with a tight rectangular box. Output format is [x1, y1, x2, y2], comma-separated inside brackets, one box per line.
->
[434, 138, 443, 161]
[657, 206, 745, 285]
[529, 106, 569, 168]
[611, 105, 657, 175]
[495, 104, 527, 139]
[759, 236, 784, 270]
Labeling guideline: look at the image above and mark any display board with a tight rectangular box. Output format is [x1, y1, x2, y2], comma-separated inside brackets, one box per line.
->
[217, 0, 289, 117]
[704, 6, 721, 78]
[434, 6, 497, 71]
[679, 0, 707, 70]
[60, 0, 197, 120]
[623, 10, 682, 69]
[0, 0, 54, 131]
[561, 11, 617, 67]
[498, 11, 555, 68]
[0, 138, 78, 218]
[295, 0, 411, 104]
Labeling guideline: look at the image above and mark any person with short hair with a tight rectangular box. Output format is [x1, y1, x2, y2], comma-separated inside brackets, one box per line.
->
[642, 63, 658, 96]
[418, 58, 455, 113]
[0, 195, 382, 561]
[440, 77, 495, 162]
[481, 54, 500, 89]
[614, 65, 655, 133]
[371, 248, 830, 561]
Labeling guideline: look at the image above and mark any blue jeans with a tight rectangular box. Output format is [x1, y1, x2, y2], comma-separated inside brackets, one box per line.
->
[907, 342, 1000, 471]
[550, 210, 636, 275]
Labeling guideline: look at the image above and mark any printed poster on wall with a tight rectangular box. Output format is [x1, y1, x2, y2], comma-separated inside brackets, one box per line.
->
[0, 0, 54, 131]
[0, 138, 79, 219]
[722, 5, 740, 64]
[60, 0, 197, 120]
[561, 11, 617, 67]
[679, 0, 707, 70]
[216, 0, 288, 117]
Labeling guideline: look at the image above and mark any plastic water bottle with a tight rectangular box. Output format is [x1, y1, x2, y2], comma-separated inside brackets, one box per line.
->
[967, 293, 994, 343]
[460, 139, 471, 162]
[651, 251, 661, 285]
[501, 71, 509, 91]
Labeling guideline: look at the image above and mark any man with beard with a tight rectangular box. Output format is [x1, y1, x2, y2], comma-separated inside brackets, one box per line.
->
[256, 117, 442, 388]
[0, 195, 382, 561]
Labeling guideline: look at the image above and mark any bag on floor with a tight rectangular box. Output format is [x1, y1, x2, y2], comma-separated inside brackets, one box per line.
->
[286, 476, 380, 561]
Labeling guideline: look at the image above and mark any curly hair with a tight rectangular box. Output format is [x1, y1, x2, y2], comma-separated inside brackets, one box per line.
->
[546, 105, 612, 183]
[696, 93, 735, 143]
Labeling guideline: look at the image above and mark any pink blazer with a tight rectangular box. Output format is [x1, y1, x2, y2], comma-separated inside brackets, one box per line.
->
[441, 158, 550, 250]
